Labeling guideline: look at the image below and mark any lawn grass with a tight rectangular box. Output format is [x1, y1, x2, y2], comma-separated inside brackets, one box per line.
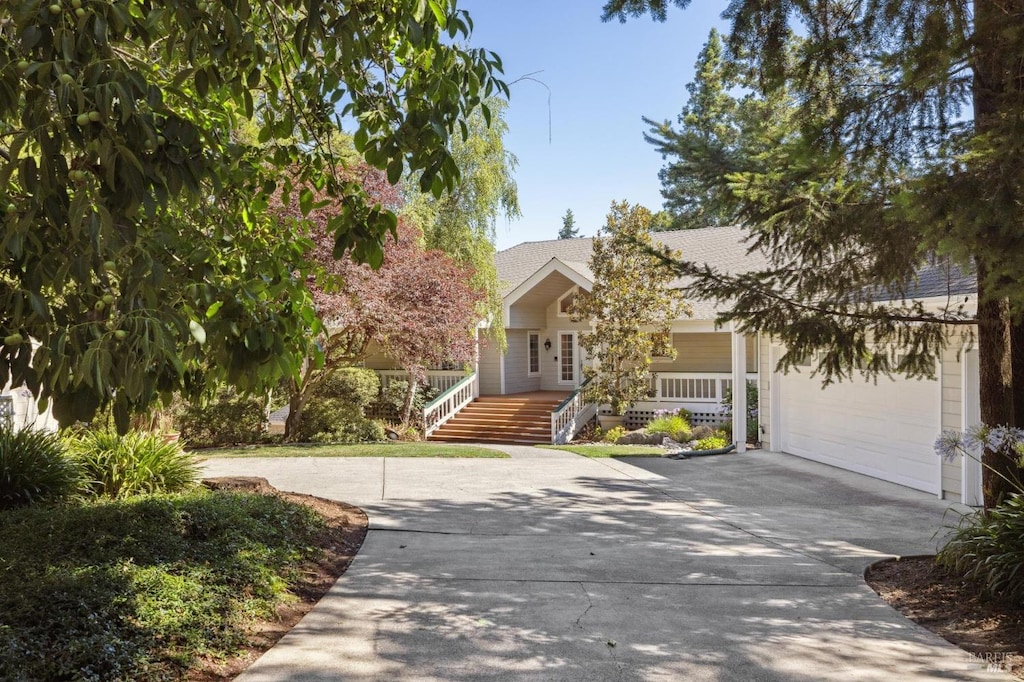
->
[196, 442, 508, 458]
[0, 489, 328, 681]
[538, 444, 665, 457]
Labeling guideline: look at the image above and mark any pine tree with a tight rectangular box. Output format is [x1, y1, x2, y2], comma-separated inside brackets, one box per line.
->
[558, 209, 580, 239]
[602, 0, 1024, 507]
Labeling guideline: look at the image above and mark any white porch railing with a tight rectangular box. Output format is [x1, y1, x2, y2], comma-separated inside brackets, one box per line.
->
[550, 378, 597, 444]
[377, 369, 468, 394]
[651, 372, 757, 405]
[422, 372, 478, 438]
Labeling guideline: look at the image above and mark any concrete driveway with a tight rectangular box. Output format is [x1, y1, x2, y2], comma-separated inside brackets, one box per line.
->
[201, 448, 1012, 681]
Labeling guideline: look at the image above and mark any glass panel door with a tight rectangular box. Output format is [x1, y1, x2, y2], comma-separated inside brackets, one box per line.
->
[559, 332, 576, 384]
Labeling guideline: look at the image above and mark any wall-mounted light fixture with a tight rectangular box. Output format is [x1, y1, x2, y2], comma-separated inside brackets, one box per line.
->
[544, 338, 552, 351]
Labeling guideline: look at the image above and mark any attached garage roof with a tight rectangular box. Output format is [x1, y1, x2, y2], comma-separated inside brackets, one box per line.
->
[497, 226, 978, 312]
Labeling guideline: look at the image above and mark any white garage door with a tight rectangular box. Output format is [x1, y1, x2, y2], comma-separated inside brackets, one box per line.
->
[777, 356, 941, 494]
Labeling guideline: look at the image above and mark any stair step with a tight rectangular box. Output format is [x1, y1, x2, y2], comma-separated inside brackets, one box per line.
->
[427, 394, 570, 445]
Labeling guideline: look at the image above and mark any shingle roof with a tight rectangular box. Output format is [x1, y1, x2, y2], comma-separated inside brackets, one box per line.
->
[496, 225, 769, 318]
[496, 225, 766, 293]
[496, 226, 977, 318]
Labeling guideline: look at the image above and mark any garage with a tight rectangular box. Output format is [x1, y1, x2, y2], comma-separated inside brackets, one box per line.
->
[775, 353, 942, 495]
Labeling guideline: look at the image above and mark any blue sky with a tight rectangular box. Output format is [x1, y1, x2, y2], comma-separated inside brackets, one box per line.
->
[460, 1, 729, 251]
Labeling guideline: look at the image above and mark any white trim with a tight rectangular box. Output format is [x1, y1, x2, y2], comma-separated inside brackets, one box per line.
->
[769, 344, 782, 452]
[557, 331, 578, 386]
[556, 287, 579, 318]
[730, 324, 747, 453]
[962, 347, 984, 506]
[527, 331, 541, 377]
[502, 258, 594, 327]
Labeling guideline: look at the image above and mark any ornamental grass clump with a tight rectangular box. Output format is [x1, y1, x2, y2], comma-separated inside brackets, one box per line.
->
[935, 425, 1024, 600]
[645, 411, 691, 441]
[0, 426, 82, 507]
[64, 429, 198, 499]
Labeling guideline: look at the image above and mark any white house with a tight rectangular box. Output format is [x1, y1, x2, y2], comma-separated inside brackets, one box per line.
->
[365, 225, 981, 505]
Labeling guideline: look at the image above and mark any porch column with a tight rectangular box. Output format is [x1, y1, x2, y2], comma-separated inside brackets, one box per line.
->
[731, 324, 747, 453]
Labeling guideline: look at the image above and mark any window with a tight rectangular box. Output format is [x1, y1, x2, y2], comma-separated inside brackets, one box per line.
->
[528, 332, 540, 376]
[557, 289, 577, 317]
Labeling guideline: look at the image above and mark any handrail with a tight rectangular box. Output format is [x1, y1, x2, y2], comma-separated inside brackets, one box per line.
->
[422, 372, 478, 438]
[554, 377, 592, 413]
[550, 378, 596, 445]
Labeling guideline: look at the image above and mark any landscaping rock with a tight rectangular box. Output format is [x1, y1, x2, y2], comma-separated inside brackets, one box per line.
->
[202, 477, 277, 494]
[616, 430, 670, 445]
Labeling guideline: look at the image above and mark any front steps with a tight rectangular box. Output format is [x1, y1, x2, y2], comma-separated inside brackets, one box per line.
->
[428, 394, 566, 445]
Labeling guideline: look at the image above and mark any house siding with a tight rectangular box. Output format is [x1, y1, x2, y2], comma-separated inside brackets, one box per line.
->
[478, 339, 502, 396]
[363, 342, 400, 370]
[940, 338, 964, 502]
[650, 332, 756, 373]
[504, 329, 541, 394]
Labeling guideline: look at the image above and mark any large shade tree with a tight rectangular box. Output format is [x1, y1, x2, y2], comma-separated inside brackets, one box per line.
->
[603, 0, 1024, 508]
[0, 0, 505, 429]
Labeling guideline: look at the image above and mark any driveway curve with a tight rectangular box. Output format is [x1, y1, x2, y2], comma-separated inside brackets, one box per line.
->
[201, 448, 1011, 681]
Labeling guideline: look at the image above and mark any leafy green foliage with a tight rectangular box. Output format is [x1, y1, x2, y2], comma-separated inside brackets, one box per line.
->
[645, 413, 691, 441]
[64, 430, 198, 498]
[693, 435, 729, 451]
[572, 201, 690, 415]
[0, 426, 82, 507]
[178, 391, 268, 448]
[939, 495, 1024, 602]
[600, 425, 628, 443]
[293, 368, 383, 443]
[0, 0, 506, 429]
[0, 489, 326, 680]
[721, 381, 758, 442]
[404, 97, 519, 349]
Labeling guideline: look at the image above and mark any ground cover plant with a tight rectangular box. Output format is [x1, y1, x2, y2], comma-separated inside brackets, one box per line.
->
[200, 442, 507, 458]
[0, 488, 331, 681]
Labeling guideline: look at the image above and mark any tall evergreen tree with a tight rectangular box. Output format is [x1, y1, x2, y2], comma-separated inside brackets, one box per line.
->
[602, 0, 1024, 507]
[558, 209, 580, 239]
[644, 29, 794, 230]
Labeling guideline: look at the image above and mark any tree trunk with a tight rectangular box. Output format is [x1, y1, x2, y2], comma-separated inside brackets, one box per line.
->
[971, 0, 1024, 508]
[975, 269, 1017, 507]
[401, 380, 418, 427]
[284, 382, 307, 442]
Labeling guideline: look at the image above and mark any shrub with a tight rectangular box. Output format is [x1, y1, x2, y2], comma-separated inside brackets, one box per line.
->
[295, 368, 382, 442]
[646, 413, 691, 441]
[0, 427, 82, 507]
[938, 495, 1024, 601]
[721, 381, 759, 442]
[367, 378, 438, 425]
[689, 424, 715, 441]
[0, 489, 326, 681]
[178, 391, 268, 448]
[693, 436, 729, 451]
[64, 430, 199, 498]
[601, 425, 627, 443]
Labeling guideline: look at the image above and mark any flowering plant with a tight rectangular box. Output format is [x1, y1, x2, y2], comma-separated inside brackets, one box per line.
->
[934, 424, 1024, 465]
